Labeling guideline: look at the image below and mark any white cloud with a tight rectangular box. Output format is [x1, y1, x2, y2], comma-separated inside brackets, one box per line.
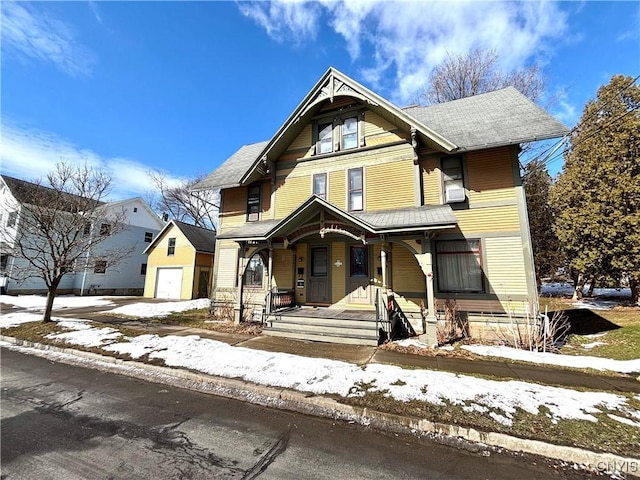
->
[239, 1, 569, 104]
[0, 1, 95, 76]
[238, 0, 321, 44]
[0, 121, 183, 201]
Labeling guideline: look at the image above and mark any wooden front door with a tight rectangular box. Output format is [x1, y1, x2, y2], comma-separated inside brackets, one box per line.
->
[348, 245, 371, 304]
[308, 246, 330, 303]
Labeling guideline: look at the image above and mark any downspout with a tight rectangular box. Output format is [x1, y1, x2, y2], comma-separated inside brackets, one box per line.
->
[79, 224, 94, 296]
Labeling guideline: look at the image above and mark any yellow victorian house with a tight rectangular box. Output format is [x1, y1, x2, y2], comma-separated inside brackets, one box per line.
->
[143, 220, 216, 300]
[194, 68, 567, 345]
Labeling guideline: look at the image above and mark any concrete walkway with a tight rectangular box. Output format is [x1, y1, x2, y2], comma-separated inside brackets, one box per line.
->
[62, 307, 640, 394]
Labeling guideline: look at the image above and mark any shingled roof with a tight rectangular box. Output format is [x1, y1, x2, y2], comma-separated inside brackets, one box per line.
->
[172, 221, 217, 253]
[403, 86, 568, 151]
[1, 174, 105, 211]
[193, 72, 568, 193]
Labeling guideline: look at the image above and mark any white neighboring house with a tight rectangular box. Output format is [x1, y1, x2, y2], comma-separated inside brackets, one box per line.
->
[0, 174, 165, 296]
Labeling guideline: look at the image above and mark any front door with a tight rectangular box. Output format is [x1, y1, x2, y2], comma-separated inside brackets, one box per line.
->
[348, 245, 371, 304]
[307, 246, 330, 304]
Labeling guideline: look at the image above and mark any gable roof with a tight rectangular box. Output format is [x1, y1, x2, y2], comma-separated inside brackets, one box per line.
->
[403, 87, 568, 151]
[145, 220, 216, 254]
[1, 174, 105, 211]
[194, 68, 568, 192]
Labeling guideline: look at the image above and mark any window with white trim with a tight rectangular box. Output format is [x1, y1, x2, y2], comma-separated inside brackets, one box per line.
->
[436, 239, 484, 293]
[144, 231, 153, 243]
[94, 260, 107, 274]
[167, 237, 176, 256]
[313, 173, 327, 200]
[348, 168, 363, 211]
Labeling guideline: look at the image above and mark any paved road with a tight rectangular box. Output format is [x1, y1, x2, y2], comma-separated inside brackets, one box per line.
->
[1, 347, 597, 479]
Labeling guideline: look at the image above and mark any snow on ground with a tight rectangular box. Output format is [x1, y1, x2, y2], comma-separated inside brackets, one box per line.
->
[540, 282, 632, 299]
[107, 298, 209, 318]
[540, 282, 632, 310]
[0, 294, 116, 310]
[2, 312, 634, 430]
[462, 345, 640, 374]
[0, 311, 44, 328]
[397, 337, 637, 373]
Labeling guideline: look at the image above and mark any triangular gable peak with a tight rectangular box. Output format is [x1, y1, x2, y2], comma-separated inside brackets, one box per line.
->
[240, 67, 458, 186]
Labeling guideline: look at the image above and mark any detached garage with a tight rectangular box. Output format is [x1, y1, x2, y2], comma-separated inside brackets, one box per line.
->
[143, 220, 216, 300]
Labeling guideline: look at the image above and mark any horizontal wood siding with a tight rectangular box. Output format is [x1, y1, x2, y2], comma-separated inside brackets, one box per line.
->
[219, 187, 246, 232]
[436, 298, 529, 316]
[329, 171, 346, 210]
[421, 157, 440, 205]
[391, 245, 424, 293]
[331, 242, 346, 304]
[288, 124, 313, 152]
[466, 147, 517, 204]
[453, 205, 521, 234]
[274, 176, 310, 218]
[364, 111, 403, 144]
[484, 237, 529, 296]
[215, 246, 238, 289]
[366, 159, 415, 211]
[272, 248, 294, 290]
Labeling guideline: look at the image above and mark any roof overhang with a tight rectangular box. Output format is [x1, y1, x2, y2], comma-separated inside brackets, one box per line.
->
[217, 196, 458, 243]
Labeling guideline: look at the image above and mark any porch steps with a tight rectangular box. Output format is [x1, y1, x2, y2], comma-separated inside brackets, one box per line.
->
[263, 314, 380, 346]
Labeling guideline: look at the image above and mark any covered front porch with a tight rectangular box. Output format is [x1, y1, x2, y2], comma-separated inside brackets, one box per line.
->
[214, 196, 458, 345]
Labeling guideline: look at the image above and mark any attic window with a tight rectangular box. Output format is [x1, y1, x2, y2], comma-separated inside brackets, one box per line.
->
[317, 122, 333, 154]
[314, 114, 361, 155]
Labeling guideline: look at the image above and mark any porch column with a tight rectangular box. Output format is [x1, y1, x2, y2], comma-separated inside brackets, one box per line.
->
[380, 242, 389, 290]
[416, 241, 437, 344]
[234, 244, 246, 325]
[267, 245, 273, 314]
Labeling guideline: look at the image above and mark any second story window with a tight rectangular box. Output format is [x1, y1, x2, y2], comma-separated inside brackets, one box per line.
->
[144, 231, 153, 243]
[83, 223, 91, 236]
[247, 184, 261, 222]
[348, 168, 363, 211]
[167, 237, 176, 255]
[7, 211, 17, 227]
[313, 173, 327, 200]
[100, 223, 111, 235]
[442, 156, 466, 204]
[94, 260, 107, 274]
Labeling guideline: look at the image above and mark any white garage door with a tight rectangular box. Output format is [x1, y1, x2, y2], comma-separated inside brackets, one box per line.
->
[155, 268, 183, 299]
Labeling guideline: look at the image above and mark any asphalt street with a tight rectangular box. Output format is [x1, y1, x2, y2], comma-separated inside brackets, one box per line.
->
[1, 347, 600, 479]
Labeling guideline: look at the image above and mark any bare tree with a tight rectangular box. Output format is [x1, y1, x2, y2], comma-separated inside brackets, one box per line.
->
[419, 48, 546, 105]
[2, 163, 134, 322]
[148, 171, 219, 230]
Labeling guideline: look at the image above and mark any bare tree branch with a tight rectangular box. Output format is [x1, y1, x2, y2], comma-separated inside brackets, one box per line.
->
[1, 163, 135, 322]
[147, 171, 219, 230]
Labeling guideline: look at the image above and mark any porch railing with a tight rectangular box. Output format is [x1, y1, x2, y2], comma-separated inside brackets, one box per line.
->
[265, 289, 296, 316]
[375, 289, 392, 343]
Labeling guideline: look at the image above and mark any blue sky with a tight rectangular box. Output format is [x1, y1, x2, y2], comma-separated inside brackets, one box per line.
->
[1, 1, 638, 200]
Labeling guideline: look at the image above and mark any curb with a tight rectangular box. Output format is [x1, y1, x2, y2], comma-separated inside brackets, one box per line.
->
[2, 335, 639, 478]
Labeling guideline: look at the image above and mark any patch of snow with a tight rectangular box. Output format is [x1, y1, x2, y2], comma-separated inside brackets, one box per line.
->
[540, 282, 631, 299]
[107, 298, 209, 318]
[583, 333, 607, 339]
[572, 299, 619, 311]
[45, 317, 123, 347]
[395, 339, 430, 349]
[439, 345, 455, 351]
[581, 342, 607, 350]
[0, 312, 42, 328]
[607, 414, 640, 428]
[0, 294, 116, 310]
[462, 345, 640, 374]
